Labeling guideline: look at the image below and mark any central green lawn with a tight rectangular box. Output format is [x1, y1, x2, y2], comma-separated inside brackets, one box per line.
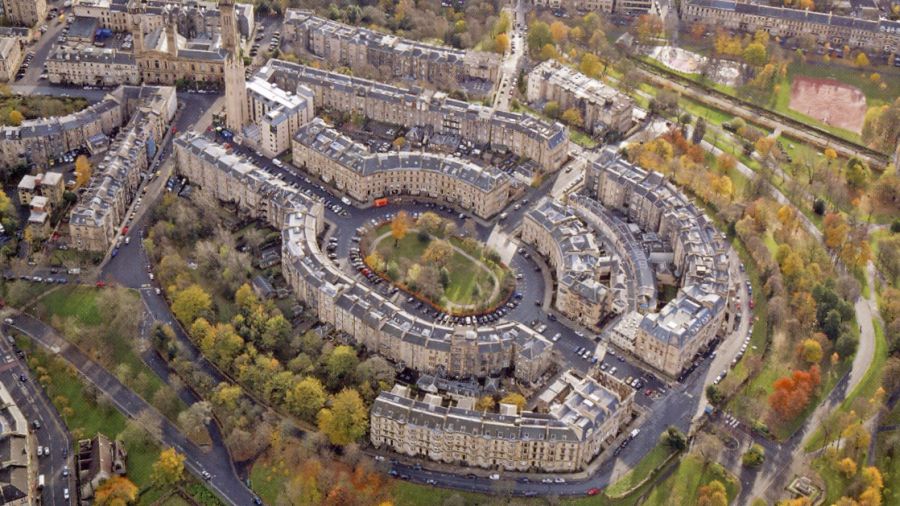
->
[370, 225, 507, 311]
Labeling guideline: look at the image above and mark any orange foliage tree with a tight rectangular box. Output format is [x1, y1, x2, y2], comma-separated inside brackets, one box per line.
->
[768, 365, 821, 420]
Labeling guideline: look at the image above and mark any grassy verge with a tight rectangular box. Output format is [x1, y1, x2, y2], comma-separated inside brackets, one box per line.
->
[641, 455, 740, 506]
[16, 334, 165, 504]
[36, 286, 188, 422]
[605, 442, 675, 496]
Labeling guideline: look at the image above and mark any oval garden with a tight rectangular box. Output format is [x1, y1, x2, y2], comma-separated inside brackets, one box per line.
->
[361, 211, 515, 316]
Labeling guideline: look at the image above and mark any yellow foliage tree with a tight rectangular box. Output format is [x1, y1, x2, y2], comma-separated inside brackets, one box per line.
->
[798, 338, 823, 364]
[500, 393, 526, 412]
[697, 479, 728, 506]
[855, 52, 870, 67]
[391, 210, 410, 245]
[317, 388, 368, 446]
[94, 475, 139, 505]
[8, 110, 23, 126]
[550, 21, 569, 43]
[494, 32, 509, 53]
[834, 457, 857, 478]
[75, 155, 93, 188]
[151, 448, 185, 487]
[539, 43, 558, 61]
[475, 395, 495, 411]
[561, 107, 584, 128]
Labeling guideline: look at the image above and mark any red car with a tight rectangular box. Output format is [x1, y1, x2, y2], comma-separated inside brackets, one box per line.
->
[587, 488, 601, 496]
[121, 226, 128, 235]
[95, 281, 106, 288]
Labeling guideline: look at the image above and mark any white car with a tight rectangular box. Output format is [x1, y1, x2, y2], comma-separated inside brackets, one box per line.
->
[489, 473, 500, 480]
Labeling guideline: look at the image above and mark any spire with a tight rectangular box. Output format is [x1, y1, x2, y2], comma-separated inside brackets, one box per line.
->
[221, 0, 247, 133]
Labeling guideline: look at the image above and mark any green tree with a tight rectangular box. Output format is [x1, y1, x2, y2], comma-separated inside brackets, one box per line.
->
[662, 426, 687, 450]
[317, 388, 368, 446]
[526, 21, 552, 55]
[543, 100, 560, 119]
[742, 43, 768, 66]
[742, 444, 765, 467]
[324, 345, 359, 389]
[287, 376, 326, 421]
[172, 284, 212, 324]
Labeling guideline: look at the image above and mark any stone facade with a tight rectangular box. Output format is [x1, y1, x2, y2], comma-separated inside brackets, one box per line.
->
[261, 59, 569, 172]
[371, 371, 634, 472]
[282, 10, 499, 90]
[682, 0, 900, 53]
[521, 197, 612, 328]
[291, 119, 512, 219]
[0, 90, 125, 169]
[0, 35, 24, 82]
[526, 60, 633, 137]
[69, 86, 176, 251]
[588, 149, 732, 377]
[1, 0, 47, 26]
[46, 46, 141, 86]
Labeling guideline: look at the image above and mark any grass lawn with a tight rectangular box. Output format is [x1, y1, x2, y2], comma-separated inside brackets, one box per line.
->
[812, 454, 859, 506]
[370, 225, 510, 312]
[250, 459, 289, 505]
[642, 455, 740, 506]
[36, 286, 187, 422]
[16, 334, 165, 504]
[772, 71, 863, 145]
[1, 280, 54, 308]
[570, 129, 599, 149]
[606, 442, 676, 497]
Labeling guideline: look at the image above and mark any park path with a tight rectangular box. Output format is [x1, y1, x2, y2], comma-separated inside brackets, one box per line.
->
[370, 229, 501, 312]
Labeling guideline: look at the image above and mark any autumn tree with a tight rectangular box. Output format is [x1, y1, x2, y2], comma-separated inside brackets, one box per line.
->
[287, 376, 326, 421]
[391, 210, 410, 245]
[416, 212, 445, 236]
[75, 155, 93, 188]
[8, 109, 23, 126]
[578, 53, 603, 78]
[544, 100, 560, 118]
[94, 475, 139, 505]
[422, 239, 452, 267]
[834, 457, 857, 478]
[768, 365, 821, 421]
[494, 32, 509, 54]
[475, 395, 496, 411]
[526, 21, 553, 55]
[697, 479, 728, 506]
[634, 14, 663, 43]
[177, 401, 212, 444]
[324, 345, 359, 389]
[539, 43, 559, 61]
[500, 393, 526, 412]
[151, 448, 185, 487]
[742, 42, 768, 66]
[798, 338, 823, 364]
[318, 388, 368, 446]
[550, 21, 568, 43]
[172, 284, 212, 324]
[561, 107, 584, 128]
[855, 52, 870, 67]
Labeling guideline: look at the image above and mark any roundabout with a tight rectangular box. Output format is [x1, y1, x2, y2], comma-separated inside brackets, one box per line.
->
[361, 212, 515, 316]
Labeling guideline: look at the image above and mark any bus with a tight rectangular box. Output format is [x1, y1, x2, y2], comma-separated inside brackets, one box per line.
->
[374, 197, 389, 208]
[37, 474, 45, 490]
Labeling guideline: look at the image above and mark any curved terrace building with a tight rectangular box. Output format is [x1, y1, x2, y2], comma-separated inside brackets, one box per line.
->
[521, 197, 613, 329]
[292, 118, 512, 218]
[174, 131, 553, 384]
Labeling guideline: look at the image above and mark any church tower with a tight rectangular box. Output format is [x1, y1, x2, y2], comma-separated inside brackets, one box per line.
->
[221, 0, 247, 133]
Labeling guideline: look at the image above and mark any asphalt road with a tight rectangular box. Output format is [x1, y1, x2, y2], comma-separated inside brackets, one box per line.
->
[6, 313, 258, 505]
[0, 326, 72, 504]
